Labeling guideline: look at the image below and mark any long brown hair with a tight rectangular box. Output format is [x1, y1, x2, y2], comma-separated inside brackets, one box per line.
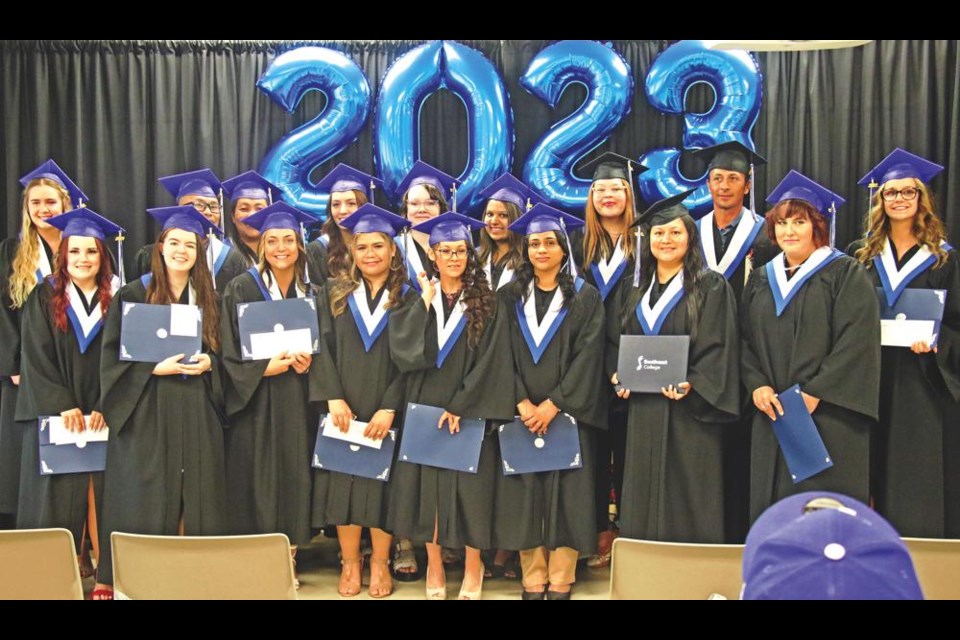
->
[322, 188, 369, 279]
[477, 199, 524, 272]
[431, 243, 495, 349]
[51, 236, 115, 333]
[583, 178, 636, 265]
[329, 231, 407, 318]
[147, 228, 220, 352]
[854, 179, 949, 269]
[256, 231, 308, 294]
[9, 178, 73, 309]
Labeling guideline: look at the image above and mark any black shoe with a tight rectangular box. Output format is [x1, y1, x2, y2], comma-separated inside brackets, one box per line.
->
[545, 589, 572, 600]
[521, 589, 546, 600]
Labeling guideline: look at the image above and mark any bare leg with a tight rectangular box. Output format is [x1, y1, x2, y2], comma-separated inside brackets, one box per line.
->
[337, 525, 363, 597]
[368, 528, 393, 598]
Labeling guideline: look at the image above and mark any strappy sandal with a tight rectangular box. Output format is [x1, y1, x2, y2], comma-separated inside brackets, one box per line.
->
[368, 557, 393, 598]
[391, 538, 421, 582]
[338, 557, 364, 597]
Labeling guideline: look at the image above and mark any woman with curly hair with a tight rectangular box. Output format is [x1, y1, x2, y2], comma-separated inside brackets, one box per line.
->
[388, 212, 514, 600]
[848, 149, 960, 538]
[0, 160, 85, 529]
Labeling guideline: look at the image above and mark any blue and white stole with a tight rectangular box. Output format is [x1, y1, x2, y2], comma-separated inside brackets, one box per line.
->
[589, 237, 627, 301]
[317, 233, 331, 250]
[395, 237, 428, 293]
[635, 272, 685, 336]
[347, 281, 408, 352]
[517, 277, 584, 364]
[209, 236, 231, 277]
[765, 246, 844, 316]
[698, 207, 763, 280]
[35, 240, 53, 283]
[64, 274, 121, 354]
[430, 280, 467, 367]
[873, 238, 951, 307]
[484, 255, 515, 291]
[247, 265, 306, 302]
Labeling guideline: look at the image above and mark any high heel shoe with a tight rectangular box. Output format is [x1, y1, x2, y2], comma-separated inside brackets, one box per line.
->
[368, 557, 393, 599]
[458, 563, 484, 600]
[425, 565, 446, 600]
[338, 557, 364, 597]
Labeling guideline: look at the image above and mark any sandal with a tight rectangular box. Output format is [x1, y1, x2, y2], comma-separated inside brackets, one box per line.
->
[91, 583, 114, 600]
[391, 538, 421, 582]
[368, 557, 393, 598]
[586, 528, 618, 568]
[441, 546, 463, 568]
[338, 557, 364, 597]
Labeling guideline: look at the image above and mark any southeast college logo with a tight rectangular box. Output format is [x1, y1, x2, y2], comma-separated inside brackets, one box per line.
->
[636, 355, 669, 372]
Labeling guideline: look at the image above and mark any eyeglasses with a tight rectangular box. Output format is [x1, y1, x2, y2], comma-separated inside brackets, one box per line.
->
[407, 199, 439, 210]
[435, 248, 467, 260]
[191, 201, 222, 214]
[592, 187, 627, 196]
[881, 187, 920, 202]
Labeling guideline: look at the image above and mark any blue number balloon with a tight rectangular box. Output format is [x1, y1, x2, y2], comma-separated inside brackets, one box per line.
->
[257, 47, 372, 218]
[521, 40, 634, 212]
[374, 41, 514, 215]
[637, 40, 762, 217]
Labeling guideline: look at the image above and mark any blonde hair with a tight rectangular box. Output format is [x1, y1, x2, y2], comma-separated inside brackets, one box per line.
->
[9, 178, 72, 309]
[854, 178, 949, 269]
[256, 229, 308, 293]
[583, 178, 636, 265]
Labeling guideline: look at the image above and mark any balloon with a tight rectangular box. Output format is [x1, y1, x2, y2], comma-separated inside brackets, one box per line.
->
[520, 40, 634, 212]
[257, 46, 372, 218]
[637, 40, 763, 218]
[374, 41, 514, 215]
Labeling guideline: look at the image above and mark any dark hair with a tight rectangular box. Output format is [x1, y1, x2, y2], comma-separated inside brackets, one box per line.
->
[477, 199, 524, 272]
[430, 242, 495, 349]
[51, 236, 115, 333]
[401, 184, 449, 218]
[148, 228, 220, 352]
[508, 230, 577, 309]
[329, 231, 406, 318]
[226, 199, 262, 266]
[765, 200, 830, 249]
[323, 188, 370, 279]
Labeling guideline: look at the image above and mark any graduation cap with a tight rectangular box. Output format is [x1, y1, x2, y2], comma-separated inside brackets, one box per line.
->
[691, 141, 767, 176]
[742, 492, 923, 600]
[158, 168, 223, 202]
[478, 173, 544, 212]
[580, 151, 648, 183]
[315, 164, 384, 200]
[147, 205, 224, 239]
[631, 189, 697, 229]
[396, 161, 459, 209]
[412, 211, 485, 246]
[767, 170, 845, 247]
[338, 204, 410, 238]
[241, 201, 316, 235]
[48, 207, 128, 284]
[222, 171, 283, 204]
[859, 148, 944, 188]
[19, 159, 89, 207]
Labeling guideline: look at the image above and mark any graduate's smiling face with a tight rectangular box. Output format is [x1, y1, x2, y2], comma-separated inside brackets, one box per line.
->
[405, 185, 442, 225]
[65, 235, 101, 287]
[161, 228, 198, 274]
[353, 231, 395, 280]
[330, 190, 362, 225]
[263, 228, 299, 273]
[429, 241, 468, 280]
[881, 177, 921, 223]
[27, 184, 66, 230]
[707, 169, 750, 215]
[483, 199, 512, 242]
[591, 179, 628, 219]
[649, 218, 689, 269]
[232, 198, 267, 243]
[527, 231, 565, 274]
[180, 194, 221, 226]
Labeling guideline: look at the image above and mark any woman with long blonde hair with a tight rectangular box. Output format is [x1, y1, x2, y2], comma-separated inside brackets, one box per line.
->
[0, 160, 85, 530]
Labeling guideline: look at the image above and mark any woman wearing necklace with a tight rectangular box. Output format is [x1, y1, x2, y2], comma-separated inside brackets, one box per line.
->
[495, 204, 606, 600]
[848, 149, 960, 538]
[14, 208, 121, 581]
[476, 174, 537, 293]
[0, 160, 85, 530]
[742, 171, 880, 521]
[312, 205, 414, 598]
[611, 192, 740, 543]
[219, 202, 318, 582]
[388, 212, 514, 600]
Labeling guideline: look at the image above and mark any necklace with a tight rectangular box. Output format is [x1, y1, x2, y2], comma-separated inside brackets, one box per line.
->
[442, 287, 461, 302]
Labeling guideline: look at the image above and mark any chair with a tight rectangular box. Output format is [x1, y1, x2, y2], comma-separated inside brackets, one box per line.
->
[902, 537, 960, 600]
[111, 532, 297, 600]
[0, 528, 84, 600]
[609, 537, 744, 600]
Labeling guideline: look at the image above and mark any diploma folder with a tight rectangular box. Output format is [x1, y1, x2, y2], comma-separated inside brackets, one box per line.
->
[770, 384, 833, 484]
[312, 415, 396, 482]
[120, 302, 203, 363]
[877, 288, 946, 349]
[498, 413, 582, 475]
[237, 297, 320, 361]
[617, 335, 690, 393]
[38, 416, 108, 476]
[397, 403, 486, 474]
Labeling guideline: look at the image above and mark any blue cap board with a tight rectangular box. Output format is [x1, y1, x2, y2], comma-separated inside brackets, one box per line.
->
[338, 204, 410, 238]
[766, 170, 845, 217]
[858, 147, 944, 188]
[158, 168, 222, 202]
[508, 203, 585, 236]
[316, 164, 384, 199]
[19, 159, 89, 207]
[478, 174, 544, 212]
[221, 171, 283, 203]
[240, 202, 315, 234]
[413, 211, 485, 246]
[147, 205, 224, 238]
[46, 207, 124, 241]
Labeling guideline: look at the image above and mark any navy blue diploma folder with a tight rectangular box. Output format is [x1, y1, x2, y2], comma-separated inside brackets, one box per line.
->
[770, 384, 833, 483]
[876, 288, 947, 348]
[38, 417, 108, 476]
[119, 302, 203, 363]
[312, 420, 397, 483]
[498, 413, 582, 475]
[617, 335, 690, 393]
[397, 403, 486, 473]
[237, 297, 320, 361]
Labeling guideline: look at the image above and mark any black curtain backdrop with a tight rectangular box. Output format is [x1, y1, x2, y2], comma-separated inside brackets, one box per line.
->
[2, 39, 958, 274]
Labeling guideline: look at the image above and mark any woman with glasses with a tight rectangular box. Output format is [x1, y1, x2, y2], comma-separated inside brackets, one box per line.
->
[395, 162, 456, 292]
[848, 149, 960, 538]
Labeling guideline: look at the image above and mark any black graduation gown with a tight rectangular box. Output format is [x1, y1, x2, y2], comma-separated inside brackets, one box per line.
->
[741, 255, 881, 523]
[846, 239, 960, 537]
[387, 291, 514, 549]
[96, 278, 228, 585]
[14, 281, 104, 547]
[493, 280, 606, 553]
[132, 242, 248, 293]
[704, 215, 778, 304]
[305, 239, 330, 284]
[220, 270, 319, 545]
[615, 270, 740, 543]
[310, 283, 415, 529]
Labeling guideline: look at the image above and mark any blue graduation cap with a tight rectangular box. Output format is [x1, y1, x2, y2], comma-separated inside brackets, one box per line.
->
[413, 211, 485, 246]
[396, 161, 458, 203]
[858, 148, 944, 188]
[241, 201, 316, 234]
[46, 207, 124, 240]
[147, 205, 224, 238]
[222, 171, 283, 204]
[19, 159, 89, 207]
[338, 204, 410, 238]
[508, 203, 585, 236]
[766, 170, 845, 218]
[158, 168, 223, 202]
[315, 164, 383, 200]
[478, 174, 544, 212]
